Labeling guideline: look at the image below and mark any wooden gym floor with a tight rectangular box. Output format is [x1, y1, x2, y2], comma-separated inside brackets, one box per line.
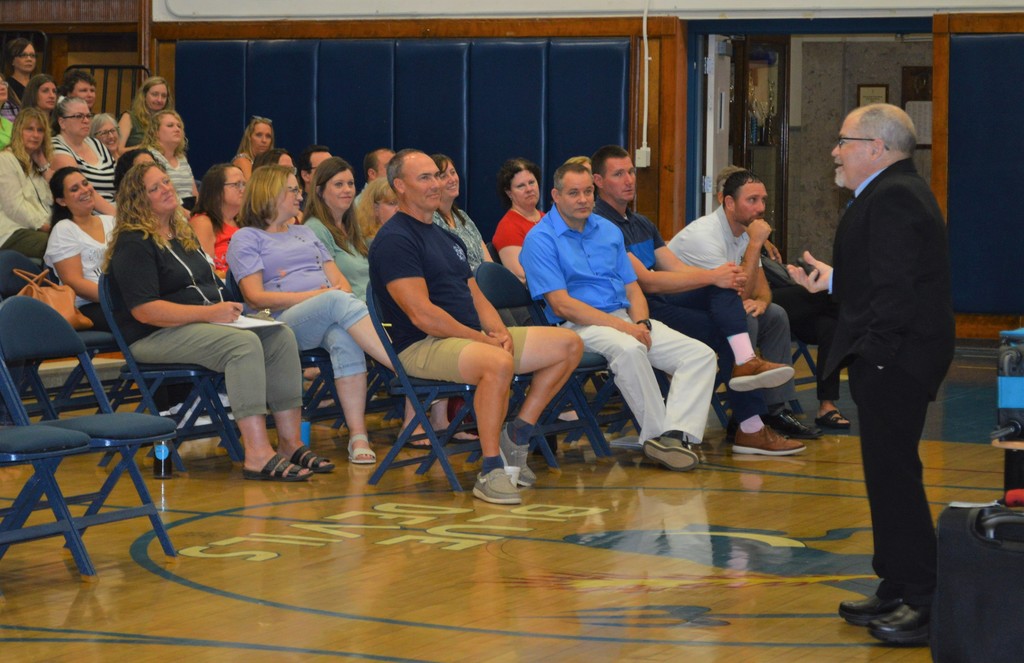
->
[0, 346, 1000, 662]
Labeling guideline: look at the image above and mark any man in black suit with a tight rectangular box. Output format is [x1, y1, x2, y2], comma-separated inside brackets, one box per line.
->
[788, 103, 954, 646]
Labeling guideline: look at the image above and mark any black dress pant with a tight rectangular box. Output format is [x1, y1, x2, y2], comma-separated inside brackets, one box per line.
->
[848, 358, 937, 607]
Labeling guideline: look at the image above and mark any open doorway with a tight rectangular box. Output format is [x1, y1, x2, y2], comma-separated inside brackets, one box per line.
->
[690, 20, 933, 262]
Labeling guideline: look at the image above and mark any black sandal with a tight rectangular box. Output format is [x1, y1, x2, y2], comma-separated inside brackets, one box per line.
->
[290, 447, 335, 473]
[815, 409, 851, 430]
[243, 453, 311, 481]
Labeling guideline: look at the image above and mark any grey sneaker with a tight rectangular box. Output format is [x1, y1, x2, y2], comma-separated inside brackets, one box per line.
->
[498, 425, 537, 487]
[473, 468, 522, 504]
[642, 435, 700, 471]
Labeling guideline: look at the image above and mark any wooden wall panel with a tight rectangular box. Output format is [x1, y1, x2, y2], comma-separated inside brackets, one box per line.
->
[0, 0, 138, 24]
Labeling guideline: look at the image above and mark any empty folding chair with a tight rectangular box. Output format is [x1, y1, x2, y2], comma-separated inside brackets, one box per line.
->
[0, 296, 178, 561]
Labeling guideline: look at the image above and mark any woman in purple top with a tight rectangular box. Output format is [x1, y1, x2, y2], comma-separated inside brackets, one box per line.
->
[227, 165, 392, 464]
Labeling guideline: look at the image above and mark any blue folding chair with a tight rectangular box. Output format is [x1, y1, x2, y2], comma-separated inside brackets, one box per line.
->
[98, 274, 244, 469]
[365, 283, 481, 492]
[0, 296, 178, 561]
[0, 250, 119, 417]
[0, 425, 95, 576]
[474, 262, 614, 458]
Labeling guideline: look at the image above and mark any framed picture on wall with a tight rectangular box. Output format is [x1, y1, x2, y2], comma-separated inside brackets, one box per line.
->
[858, 84, 889, 106]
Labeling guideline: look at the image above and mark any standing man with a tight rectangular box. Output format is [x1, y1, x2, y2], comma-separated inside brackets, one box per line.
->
[590, 145, 802, 456]
[520, 162, 717, 472]
[669, 169, 821, 441]
[368, 149, 583, 505]
[788, 103, 954, 646]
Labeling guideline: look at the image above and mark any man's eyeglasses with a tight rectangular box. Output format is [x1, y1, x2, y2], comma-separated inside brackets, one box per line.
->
[63, 113, 94, 122]
[835, 136, 877, 148]
[224, 181, 246, 191]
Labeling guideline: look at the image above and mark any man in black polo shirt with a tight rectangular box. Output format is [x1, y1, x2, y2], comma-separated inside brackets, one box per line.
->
[590, 145, 804, 455]
[368, 149, 583, 504]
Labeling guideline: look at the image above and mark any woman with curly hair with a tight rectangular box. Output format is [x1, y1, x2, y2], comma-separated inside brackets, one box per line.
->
[106, 161, 316, 482]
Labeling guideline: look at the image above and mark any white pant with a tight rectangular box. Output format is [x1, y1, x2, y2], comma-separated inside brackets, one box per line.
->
[565, 310, 716, 442]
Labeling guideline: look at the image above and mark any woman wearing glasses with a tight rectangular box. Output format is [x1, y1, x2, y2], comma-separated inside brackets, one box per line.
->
[0, 108, 53, 258]
[189, 163, 245, 278]
[107, 161, 316, 482]
[3, 39, 36, 103]
[43, 167, 115, 330]
[50, 97, 116, 214]
[227, 165, 393, 465]
[142, 109, 197, 209]
[90, 113, 122, 162]
[232, 116, 274, 180]
[117, 76, 172, 152]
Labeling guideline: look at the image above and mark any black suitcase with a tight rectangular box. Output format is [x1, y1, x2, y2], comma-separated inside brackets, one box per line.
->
[932, 505, 1024, 662]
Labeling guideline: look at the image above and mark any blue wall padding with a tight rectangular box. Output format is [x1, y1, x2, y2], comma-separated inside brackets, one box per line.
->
[948, 34, 1024, 314]
[176, 37, 629, 241]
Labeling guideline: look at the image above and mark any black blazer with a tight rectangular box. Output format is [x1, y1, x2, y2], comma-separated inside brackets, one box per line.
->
[826, 158, 955, 399]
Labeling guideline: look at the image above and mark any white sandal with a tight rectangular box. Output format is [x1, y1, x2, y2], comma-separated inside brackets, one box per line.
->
[347, 434, 377, 464]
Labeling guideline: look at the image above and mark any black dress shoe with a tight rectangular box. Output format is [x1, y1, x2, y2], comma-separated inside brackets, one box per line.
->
[838, 595, 904, 626]
[868, 604, 930, 646]
[763, 410, 822, 439]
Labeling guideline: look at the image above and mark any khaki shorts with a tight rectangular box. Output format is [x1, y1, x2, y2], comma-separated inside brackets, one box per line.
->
[397, 327, 530, 383]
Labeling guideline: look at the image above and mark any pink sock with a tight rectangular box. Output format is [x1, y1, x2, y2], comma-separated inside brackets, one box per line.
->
[739, 415, 763, 434]
[728, 334, 756, 364]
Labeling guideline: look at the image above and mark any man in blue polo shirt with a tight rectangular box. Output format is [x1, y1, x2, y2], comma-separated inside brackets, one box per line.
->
[520, 161, 716, 471]
[368, 149, 583, 505]
[590, 145, 803, 456]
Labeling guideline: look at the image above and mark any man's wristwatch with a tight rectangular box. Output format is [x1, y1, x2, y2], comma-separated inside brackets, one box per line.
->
[636, 319, 652, 331]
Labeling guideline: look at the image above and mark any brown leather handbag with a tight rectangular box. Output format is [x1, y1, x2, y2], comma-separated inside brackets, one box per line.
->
[13, 268, 93, 330]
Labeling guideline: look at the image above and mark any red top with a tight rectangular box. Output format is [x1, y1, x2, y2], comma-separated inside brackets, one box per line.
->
[492, 208, 541, 251]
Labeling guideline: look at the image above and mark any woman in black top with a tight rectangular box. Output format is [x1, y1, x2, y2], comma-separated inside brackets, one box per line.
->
[106, 161, 333, 481]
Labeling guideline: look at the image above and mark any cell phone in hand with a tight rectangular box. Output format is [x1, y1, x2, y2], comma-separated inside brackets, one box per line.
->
[795, 257, 816, 276]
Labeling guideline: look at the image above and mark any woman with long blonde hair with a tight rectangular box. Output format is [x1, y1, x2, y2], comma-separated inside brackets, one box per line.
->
[106, 161, 315, 482]
[142, 109, 197, 208]
[231, 116, 274, 180]
[353, 176, 398, 243]
[117, 76, 172, 152]
[0, 108, 54, 258]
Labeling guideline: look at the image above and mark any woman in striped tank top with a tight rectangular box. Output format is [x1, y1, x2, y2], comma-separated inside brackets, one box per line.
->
[49, 96, 115, 214]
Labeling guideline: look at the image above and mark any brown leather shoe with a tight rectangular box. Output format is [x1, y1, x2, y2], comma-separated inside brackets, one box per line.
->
[728, 356, 794, 392]
[732, 425, 806, 456]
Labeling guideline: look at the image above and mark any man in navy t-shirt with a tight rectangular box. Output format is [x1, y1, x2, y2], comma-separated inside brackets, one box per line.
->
[368, 149, 583, 505]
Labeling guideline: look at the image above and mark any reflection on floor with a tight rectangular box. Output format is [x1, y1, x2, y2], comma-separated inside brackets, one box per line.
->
[0, 345, 1003, 662]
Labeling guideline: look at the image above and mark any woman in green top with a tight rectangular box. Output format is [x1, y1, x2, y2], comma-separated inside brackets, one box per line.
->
[301, 157, 369, 300]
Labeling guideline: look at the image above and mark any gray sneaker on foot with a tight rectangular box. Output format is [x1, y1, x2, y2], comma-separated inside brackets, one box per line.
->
[642, 436, 700, 471]
[473, 468, 522, 504]
[498, 425, 537, 487]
